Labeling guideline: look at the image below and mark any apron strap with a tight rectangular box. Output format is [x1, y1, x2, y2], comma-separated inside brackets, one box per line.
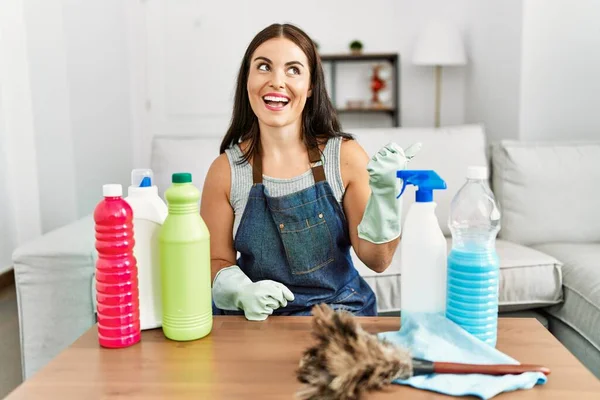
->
[252, 147, 263, 184]
[308, 146, 326, 183]
[251, 142, 326, 184]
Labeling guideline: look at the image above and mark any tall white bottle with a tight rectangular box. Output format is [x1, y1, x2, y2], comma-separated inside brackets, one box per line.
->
[397, 170, 448, 319]
[125, 169, 168, 330]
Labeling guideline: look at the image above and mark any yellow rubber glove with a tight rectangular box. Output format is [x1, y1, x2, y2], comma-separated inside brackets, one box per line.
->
[212, 265, 295, 321]
[357, 142, 422, 244]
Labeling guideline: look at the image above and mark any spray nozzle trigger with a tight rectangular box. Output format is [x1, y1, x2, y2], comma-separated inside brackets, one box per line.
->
[396, 170, 447, 202]
[397, 178, 409, 199]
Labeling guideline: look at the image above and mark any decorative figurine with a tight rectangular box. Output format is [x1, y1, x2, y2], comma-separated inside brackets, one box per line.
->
[371, 64, 386, 107]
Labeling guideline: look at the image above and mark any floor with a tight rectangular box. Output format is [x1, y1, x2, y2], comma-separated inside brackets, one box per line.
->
[0, 282, 22, 398]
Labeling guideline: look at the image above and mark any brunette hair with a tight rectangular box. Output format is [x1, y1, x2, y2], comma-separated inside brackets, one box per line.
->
[219, 23, 352, 162]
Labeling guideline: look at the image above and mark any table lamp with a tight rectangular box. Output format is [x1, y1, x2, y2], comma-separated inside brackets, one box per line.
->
[412, 20, 467, 127]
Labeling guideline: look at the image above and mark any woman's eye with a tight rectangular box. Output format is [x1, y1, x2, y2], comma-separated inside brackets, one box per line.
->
[258, 63, 269, 71]
[288, 66, 300, 75]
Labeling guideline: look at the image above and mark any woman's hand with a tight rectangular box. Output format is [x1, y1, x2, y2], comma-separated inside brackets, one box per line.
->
[212, 265, 295, 321]
[341, 140, 420, 273]
[358, 142, 421, 243]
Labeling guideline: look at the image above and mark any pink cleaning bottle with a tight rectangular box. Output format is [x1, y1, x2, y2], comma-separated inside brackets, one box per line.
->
[94, 184, 141, 348]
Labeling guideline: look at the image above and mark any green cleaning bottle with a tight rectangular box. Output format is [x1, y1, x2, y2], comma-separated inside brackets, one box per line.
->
[159, 172, 212, 341]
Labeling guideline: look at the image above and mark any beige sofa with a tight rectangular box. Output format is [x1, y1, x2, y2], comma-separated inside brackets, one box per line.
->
[12, 124, 600, 380]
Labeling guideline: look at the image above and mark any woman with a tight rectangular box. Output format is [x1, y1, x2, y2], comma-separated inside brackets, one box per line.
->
[200, 23, 420, 320]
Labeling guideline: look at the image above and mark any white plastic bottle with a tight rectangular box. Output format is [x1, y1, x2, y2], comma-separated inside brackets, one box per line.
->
[397, 170, 448, 319]
[125, 169, 168, 330]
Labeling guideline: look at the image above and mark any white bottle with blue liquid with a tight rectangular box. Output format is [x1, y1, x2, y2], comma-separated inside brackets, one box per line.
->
[124, 168, 168, 330]
[446, 166, 501, 347]
[397, 170, 448, 319]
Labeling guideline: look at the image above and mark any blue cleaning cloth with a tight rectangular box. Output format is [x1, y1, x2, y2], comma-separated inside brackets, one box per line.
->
[378, 313, 547, 399]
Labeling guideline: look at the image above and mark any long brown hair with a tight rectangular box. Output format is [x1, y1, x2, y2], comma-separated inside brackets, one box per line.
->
[219, 23, 353, 162]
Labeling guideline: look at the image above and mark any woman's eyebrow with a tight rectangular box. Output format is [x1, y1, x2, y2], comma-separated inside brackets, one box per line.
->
[253, 56, 271, 63]
[285, 61, 304, 68]
[253, 56, 304, 68]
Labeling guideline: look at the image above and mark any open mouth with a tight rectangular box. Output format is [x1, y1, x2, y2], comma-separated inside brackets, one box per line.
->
[262, 94, 290, 111]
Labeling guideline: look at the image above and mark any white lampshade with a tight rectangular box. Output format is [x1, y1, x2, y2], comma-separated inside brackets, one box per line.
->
[412, 20, 467, 66]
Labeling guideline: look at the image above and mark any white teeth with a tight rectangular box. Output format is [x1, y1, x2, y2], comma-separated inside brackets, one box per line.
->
[263, 95, 289, 103]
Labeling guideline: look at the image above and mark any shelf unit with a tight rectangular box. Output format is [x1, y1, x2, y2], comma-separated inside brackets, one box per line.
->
[319, 52, 400, 127]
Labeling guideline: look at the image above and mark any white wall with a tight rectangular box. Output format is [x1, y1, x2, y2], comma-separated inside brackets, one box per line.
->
[61, 0, 133, 217]
[465, 0, 600, 142]
[519, 0, 600, 141]
[465, 0, 523, 142]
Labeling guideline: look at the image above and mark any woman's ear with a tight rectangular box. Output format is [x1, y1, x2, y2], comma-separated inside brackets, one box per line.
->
[308, 87, 313, 98]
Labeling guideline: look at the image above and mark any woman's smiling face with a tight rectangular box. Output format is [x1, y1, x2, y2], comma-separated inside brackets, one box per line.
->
[247, 37, 312, 129]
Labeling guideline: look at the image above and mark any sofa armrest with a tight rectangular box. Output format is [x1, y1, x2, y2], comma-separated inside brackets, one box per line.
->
[12, 215, 96, 379]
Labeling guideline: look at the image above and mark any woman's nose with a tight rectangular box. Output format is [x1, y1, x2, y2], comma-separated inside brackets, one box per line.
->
[269, 71, 285, 89]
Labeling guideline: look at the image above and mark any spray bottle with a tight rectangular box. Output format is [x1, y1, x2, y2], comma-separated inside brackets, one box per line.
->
[124, 169, 168, 330]
[396, 170, 447, 321]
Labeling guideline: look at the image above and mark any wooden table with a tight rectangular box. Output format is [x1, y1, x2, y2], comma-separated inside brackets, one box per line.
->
[5, 316, 600, 399]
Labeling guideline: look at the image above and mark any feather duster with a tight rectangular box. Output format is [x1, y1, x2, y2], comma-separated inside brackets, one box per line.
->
[295, 303, 411, 400]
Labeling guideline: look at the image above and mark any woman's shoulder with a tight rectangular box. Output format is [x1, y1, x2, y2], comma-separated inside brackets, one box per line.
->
[335, 136, 369, 188]
[204, 153, 232, 198]
[339, 137, 369, 168]
[210, 152, 231, 170]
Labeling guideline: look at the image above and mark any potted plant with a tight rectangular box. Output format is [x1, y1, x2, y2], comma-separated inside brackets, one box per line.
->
[349, 40, 363, 55]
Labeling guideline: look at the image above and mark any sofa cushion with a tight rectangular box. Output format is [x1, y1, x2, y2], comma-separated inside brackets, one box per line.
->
[150, 135, 223, 201]
[491, 140, 600, 246]
[533, 243, 600, 354]
[353, 239, 563, 313]
[351, 124, 488, 236]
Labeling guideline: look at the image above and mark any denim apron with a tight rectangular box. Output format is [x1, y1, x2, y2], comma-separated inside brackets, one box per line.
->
[214, 143, 377, 316]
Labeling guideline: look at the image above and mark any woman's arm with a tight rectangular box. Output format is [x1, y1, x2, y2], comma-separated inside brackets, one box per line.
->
[200, 154, 237, 282]
[341, 139, 400, 273]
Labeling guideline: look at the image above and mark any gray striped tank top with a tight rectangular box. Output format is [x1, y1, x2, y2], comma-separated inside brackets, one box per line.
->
[224, 136, 346, 238]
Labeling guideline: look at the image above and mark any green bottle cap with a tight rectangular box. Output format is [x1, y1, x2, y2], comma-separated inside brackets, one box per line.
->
[172, 172, 192, 183]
